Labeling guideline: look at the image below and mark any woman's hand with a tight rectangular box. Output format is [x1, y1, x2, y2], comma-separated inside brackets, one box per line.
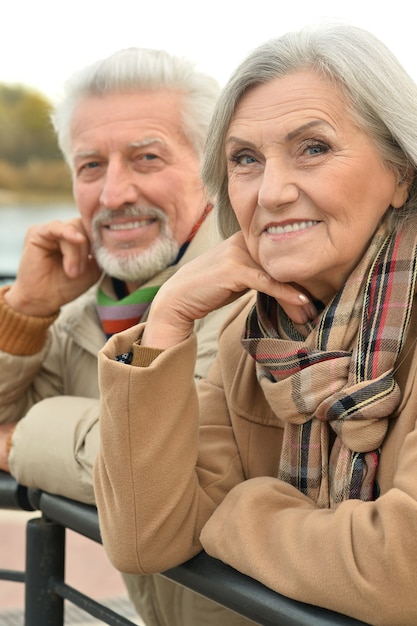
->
[142, 232, 316, 350]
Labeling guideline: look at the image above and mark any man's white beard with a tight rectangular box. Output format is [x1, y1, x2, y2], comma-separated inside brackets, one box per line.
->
[94, 236, 179, 284]
[91, 206, 179, 285]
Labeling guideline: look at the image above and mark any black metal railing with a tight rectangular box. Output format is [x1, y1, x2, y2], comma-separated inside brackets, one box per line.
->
[0, 471, 369, 626]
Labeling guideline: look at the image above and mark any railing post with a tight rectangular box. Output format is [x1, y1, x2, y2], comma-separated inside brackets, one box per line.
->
[25, 516, 65, 626]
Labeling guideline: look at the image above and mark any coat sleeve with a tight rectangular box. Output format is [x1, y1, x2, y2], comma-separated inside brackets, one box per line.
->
[0, 285, 60, 423]
[0, 346, 51, 422]
[9, 396, 100, 504]
[94, 324, 245, 575]
[200, 460, 417, 626]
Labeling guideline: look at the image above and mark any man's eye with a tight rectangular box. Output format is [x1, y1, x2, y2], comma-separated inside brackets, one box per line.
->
[142, 153, 158, 161]
[76, 161, 101, 177]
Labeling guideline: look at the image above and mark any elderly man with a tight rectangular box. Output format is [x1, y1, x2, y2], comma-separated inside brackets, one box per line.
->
[0, 47, 264, 626]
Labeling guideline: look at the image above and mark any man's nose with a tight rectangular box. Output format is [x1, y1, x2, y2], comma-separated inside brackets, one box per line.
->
[99, 161, 139, 209]
[257, 159, 300, 211]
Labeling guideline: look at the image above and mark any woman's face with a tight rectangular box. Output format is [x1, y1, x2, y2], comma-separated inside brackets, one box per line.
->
[226, 70, 410, 303]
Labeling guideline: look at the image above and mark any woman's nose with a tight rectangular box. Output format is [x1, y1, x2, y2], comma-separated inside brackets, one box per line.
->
[99, 161, 139, 209]
[257, 159, 300, 211]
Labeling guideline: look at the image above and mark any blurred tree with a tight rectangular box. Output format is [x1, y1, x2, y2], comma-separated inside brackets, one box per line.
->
[0, 84, 72, 195]
[0, 84, 61, 165]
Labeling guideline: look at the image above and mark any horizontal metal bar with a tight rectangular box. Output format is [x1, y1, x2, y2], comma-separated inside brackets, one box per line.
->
[162, 552, 367, 626]
[0, 471, 36, 510]
[49, 578, 136, 626]
[38, 491, 101, 542]
[0, 568, 25, 583]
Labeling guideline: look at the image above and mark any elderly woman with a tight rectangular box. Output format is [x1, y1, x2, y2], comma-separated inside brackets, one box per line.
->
[94, 22, 417, 625]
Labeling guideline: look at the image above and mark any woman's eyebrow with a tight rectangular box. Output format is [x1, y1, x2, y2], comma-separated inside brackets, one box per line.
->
[225, 136, 256, 149]
[285, 120, 328, 141]
[226, 120, 329, 148]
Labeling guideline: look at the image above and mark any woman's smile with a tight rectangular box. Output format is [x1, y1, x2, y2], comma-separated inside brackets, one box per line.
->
[263, 219, 320, 236]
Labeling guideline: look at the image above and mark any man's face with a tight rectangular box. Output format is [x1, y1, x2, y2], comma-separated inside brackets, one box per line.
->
[70, 90, 207, 284]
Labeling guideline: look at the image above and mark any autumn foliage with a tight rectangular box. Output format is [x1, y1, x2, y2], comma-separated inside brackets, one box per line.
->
[0, 84, 72, 196]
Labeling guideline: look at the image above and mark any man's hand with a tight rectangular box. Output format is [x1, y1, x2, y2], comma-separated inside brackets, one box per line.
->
[0, 423, 15, 472]
[4, 218, 101, 317]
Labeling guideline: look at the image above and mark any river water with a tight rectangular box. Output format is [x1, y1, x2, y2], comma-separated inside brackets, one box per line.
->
[0, 201, 78, 276]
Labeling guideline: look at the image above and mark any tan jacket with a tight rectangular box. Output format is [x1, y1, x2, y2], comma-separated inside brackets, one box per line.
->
[95, 291, 417, 626]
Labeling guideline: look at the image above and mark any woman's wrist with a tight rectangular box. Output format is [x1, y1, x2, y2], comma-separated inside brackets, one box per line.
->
[141, 320, 193, 350]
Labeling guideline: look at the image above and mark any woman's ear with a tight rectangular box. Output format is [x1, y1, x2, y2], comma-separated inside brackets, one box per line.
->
[391, 165, 414, 208]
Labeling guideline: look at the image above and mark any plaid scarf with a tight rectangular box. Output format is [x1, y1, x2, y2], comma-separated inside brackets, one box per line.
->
[242, 221, 417, 508]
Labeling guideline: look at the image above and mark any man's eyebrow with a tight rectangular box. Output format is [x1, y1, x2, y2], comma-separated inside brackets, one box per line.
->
[73, 149, 99, 161]
[129, 138, 165, 149]
[73, 138, 166, 161]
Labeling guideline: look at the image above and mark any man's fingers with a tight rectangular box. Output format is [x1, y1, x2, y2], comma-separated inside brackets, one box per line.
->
[60, 233, 91, 277]
[24, 220, 90, 278]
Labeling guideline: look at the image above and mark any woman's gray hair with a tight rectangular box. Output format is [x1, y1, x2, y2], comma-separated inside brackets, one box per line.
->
[201, 21, 417, 237]
[52, 47, 220, 168]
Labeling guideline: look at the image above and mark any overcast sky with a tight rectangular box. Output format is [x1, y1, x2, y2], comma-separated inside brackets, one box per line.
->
[2, 1, 416, 101]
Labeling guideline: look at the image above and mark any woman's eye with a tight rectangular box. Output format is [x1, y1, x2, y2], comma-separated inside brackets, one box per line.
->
[304, 141, 330, 156]
[230, 152, 257, 166]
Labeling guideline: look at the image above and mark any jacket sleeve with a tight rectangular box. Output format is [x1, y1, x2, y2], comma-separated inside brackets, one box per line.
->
[94, 324, 245, 575]
[9, 396, 100, 504]
[0, 290, 60, 423]
[0, 346, 52, 422]
[200, 455, 417, 626]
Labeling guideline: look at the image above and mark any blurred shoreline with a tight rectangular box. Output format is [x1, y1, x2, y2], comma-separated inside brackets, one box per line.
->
[0, 200, 77, 275]
[0, 188, 73, 207]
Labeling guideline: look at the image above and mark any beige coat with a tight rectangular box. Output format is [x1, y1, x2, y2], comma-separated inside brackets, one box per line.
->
[96, 291, 417, 626]
[0, 213, 254, 626]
